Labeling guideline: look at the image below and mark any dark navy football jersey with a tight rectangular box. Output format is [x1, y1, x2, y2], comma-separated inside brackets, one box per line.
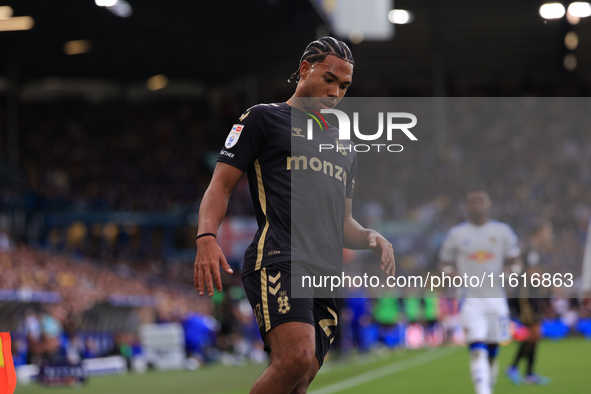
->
[217, 102, 357, 277]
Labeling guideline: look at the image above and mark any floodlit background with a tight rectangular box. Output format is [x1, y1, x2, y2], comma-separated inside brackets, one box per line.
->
[0, 1, 590, 393]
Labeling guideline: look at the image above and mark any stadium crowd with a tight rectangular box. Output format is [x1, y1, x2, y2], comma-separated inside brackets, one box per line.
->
[11, 98, 236, 212]
[0, 244, 210, 316]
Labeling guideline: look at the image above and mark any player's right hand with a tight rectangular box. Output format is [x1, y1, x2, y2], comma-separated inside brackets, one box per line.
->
[194, 236, 233, 297]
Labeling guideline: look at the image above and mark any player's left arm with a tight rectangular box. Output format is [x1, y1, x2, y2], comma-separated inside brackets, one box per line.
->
[438, 229, 459, 277]
[503, 225, 523, 273]
[343, 198, 395, 276]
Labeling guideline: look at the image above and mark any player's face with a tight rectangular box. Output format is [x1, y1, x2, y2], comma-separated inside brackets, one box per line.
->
[297, 55, 353, 111]
[465, 191, 491, 224]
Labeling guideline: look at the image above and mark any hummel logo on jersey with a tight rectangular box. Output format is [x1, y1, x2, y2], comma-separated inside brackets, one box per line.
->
[225, 124, 244, 149]
[291, 127, 305, 138]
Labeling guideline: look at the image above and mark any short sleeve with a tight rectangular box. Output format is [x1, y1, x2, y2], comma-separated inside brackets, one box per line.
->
[503, 225, 521, 259]
[346, 153, 357, 199]
[439, 229, 458, 263]
[217, 105, 267, 172]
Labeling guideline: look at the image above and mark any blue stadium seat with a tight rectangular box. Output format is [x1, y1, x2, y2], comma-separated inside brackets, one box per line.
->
[540, 319, 569, 340]
[575, 318, 591, 339]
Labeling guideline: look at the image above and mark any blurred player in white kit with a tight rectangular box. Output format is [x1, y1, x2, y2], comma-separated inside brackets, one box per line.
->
[439, 189, 521, 394]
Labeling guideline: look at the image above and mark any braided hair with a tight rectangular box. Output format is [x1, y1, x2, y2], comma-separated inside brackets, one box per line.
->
[288, 36, 354, 83]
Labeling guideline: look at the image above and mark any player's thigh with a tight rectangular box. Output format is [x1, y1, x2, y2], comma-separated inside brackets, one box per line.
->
[265, 321, 316, 363]
[527, 323, 541, 342]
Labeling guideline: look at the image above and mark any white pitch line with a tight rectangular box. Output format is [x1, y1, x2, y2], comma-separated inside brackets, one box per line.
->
[308, 347, 460, 394]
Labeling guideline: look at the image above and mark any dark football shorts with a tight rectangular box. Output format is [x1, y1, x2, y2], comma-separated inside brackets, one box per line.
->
[242, 261, 339, 367]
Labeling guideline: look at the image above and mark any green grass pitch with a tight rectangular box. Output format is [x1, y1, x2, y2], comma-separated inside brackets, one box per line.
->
[15, 338, 591, 394]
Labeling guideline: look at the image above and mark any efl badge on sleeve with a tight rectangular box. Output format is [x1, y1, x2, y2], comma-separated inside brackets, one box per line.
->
[224, 124, 244, 149]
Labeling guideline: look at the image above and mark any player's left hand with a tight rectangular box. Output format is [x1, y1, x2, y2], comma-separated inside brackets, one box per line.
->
[368, 231, 395, 276]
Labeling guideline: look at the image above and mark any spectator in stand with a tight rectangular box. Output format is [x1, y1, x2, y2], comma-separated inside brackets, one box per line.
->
[23, 309, 43, 364]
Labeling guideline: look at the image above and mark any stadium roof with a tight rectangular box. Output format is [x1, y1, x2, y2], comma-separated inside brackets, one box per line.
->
[1, 0, 590, 87]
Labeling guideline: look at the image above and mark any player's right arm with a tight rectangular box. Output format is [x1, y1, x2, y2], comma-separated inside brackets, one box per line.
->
[195, 105, 266, 297]
[194, 162, 243, 297]
[438, 228, 458, 277]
